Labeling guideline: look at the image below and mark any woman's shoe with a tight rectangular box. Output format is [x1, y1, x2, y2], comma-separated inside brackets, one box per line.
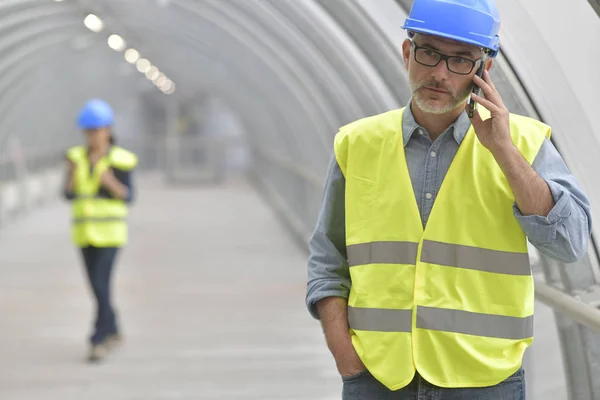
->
[87, 343, 106, 363]
[104, 333, 123, 350]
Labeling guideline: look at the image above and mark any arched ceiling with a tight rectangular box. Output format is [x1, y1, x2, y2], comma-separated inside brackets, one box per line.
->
[0, 0, 418, 176]
[56, 0, 407, 174]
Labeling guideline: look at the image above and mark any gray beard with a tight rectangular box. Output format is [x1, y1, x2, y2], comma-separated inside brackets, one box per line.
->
[410, 81, 471, 114]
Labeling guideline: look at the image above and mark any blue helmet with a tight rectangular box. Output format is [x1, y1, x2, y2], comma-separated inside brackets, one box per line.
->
[77, 99, 115, 130]
[402, 0, 501, 58]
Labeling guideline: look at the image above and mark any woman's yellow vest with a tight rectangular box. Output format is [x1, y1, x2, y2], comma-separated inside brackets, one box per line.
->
[66, 145, 138, 248]
[333, 107, 551, 390]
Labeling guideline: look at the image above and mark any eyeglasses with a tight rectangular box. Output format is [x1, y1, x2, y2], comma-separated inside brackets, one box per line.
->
[411, 41, 482, 75]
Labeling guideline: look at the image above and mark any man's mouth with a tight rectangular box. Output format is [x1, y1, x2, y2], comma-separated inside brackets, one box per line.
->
[424, 87, 449, 94]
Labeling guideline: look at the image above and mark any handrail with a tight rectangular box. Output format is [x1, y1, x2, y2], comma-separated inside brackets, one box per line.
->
[535, 281, 600, 333]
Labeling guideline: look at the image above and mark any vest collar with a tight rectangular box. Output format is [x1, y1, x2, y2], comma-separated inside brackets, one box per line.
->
[401, 99, 472, 146]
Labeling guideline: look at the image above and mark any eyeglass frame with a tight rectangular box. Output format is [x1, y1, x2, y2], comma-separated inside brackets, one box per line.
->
[410, 40, 484, 75]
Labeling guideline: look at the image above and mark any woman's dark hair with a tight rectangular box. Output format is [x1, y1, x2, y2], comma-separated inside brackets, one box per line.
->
[109, 129, 116, 145]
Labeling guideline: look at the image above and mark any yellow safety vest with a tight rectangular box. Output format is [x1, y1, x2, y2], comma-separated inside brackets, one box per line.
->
[333, 107, 551, 390]
[66, 145, 138, 248]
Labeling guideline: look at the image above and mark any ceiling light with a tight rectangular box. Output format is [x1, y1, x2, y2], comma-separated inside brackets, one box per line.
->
[160, 79, 176, 94]
[160, 79, 173, 92]
[145, 66, 160, 81]
[124, 48, 140, 64]
[54, 0, 64, 2]
[108, 34, 126, 51]
[136, 58, 151, 73]
[155, 74, 166, 86]
[164, 83, 176, 95]
[84, 14, 104, 33]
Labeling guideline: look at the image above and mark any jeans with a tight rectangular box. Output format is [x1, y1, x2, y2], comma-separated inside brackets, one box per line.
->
[342, 368, 525, 400]
[81, 246, 120, 345]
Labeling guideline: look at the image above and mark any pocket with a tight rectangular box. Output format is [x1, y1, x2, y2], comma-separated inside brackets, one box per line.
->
[341, 369, 369, 382]
[455, 368, 524, 400]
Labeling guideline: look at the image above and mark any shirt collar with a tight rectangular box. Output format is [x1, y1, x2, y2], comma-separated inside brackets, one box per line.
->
[401, 98, 472, 146]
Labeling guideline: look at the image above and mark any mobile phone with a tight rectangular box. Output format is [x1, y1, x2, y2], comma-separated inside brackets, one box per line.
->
[468, 63, 485, 118]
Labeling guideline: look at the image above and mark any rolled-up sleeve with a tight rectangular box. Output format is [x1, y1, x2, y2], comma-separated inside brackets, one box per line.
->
[306, 153, 351, 320]
[513, 138, 592, 263]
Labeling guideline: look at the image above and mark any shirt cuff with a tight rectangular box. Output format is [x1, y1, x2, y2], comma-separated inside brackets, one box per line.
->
[513, 179, 572, 245]
[306, 289, 350, 320]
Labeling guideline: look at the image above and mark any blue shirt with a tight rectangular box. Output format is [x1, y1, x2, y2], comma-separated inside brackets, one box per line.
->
[305, 102, 592, 320]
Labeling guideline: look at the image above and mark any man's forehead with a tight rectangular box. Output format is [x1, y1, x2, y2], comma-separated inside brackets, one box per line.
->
[414, 33, 480, 55]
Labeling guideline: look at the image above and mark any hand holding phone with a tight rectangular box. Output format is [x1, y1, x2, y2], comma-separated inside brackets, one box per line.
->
[468, 63, 485, 118]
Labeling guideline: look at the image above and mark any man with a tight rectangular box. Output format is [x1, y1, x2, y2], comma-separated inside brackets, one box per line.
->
[305, 0, 592, 398]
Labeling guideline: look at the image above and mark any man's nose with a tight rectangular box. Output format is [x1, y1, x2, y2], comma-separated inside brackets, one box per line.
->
[430, 59, 450, 81]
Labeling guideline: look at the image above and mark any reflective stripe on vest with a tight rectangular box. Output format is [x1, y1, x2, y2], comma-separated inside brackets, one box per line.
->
[73, 217, 126, 224]
[348, 240, 531, 275]
[334, 106, 551, 390]
[347, 241, 419, 266]
[348, 305, 533, 340]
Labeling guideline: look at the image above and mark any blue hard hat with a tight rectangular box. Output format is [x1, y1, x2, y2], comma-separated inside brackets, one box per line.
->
[402, 0, 501, 58]
[77, 99, 115, 130]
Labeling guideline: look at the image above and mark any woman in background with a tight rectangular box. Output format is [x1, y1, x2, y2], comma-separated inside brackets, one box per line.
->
[63, 99, 138, 362]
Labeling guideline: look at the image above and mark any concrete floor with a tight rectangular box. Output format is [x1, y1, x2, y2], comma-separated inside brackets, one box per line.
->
[0, 175, 567, 399]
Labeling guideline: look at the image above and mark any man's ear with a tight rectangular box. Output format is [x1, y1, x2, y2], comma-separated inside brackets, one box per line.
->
[402, 39, 412, 71]
[484, 57, 493, 72]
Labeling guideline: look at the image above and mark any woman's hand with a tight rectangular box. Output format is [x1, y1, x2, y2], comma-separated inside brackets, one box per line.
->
[100, 168, 117, 187]
[100, 169, 129, 200]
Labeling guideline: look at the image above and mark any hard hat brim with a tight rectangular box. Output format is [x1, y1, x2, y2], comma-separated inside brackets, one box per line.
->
[405, 28, 499, 58]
